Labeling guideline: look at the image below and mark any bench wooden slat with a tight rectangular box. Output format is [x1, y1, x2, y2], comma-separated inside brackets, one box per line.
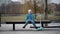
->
[5, 20, 51, 22]
[6, 20, 51, 24]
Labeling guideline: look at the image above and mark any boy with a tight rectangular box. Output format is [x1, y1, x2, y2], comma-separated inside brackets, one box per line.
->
[23, 9, 37, 29]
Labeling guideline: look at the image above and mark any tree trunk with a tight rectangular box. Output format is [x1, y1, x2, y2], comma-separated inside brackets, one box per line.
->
[0, 14, 1, 27]
[33, 0, 36, 19]
[44, 0, 48, 27]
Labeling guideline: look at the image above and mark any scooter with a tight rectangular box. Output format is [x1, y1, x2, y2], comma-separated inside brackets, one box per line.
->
[37, 14, 44, 31]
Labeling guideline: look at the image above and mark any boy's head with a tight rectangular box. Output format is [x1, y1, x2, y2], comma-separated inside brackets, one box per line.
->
[28, 9, 32, 14]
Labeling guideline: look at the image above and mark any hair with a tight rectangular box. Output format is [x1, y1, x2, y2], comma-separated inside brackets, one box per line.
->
[28, 9, 32, 13]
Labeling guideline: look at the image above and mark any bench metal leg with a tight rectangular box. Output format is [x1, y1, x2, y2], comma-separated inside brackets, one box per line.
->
[44, 23, 48, 27]
[0, 24, 1, 27]
[13, 23, 15, 31]
[0, 22, 1, 27]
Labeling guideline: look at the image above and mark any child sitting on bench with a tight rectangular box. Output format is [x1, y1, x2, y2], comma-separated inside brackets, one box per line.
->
[23, 9, 37, 29]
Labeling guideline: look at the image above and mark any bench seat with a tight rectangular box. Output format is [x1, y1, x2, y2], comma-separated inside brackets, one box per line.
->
[6, 20, 51, 24]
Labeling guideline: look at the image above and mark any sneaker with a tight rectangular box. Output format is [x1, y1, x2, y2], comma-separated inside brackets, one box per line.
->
[23, 27, 25, 28]
[35, 27, 38, 29]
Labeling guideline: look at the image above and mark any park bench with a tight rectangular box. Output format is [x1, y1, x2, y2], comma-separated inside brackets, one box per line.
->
[5, 20, 51, 31]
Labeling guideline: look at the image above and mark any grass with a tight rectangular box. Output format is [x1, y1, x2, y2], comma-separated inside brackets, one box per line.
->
[1, 14, 60, 22]
[1, 15, 25, 22]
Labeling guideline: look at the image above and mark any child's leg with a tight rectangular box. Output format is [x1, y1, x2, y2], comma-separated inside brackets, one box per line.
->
[23, 20, 29, 28]
[31, 20, 37, 29]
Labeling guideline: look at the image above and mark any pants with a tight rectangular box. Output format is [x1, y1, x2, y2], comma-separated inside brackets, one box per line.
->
[23, 19, 37, 29]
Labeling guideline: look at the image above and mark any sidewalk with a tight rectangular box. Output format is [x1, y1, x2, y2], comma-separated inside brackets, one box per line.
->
[0, 23, 60, 30]
[0, 23, 60, 34]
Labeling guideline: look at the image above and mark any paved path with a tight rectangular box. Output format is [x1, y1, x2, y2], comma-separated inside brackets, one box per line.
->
[0, 23, 60, 34]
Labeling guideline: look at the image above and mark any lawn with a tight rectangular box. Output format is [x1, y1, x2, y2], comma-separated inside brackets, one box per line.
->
[1, 14, 60, 22]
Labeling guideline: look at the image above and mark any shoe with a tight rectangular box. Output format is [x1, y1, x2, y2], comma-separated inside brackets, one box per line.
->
[23, 27, 25, 28]
[35, 27, 38, 29]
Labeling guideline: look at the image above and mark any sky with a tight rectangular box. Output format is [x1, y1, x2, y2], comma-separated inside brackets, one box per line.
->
[52, 0, 60, 4]
[11, 0, 29, 4]
[11, 0, 60, 4]
[0, 0, 60, 6]
[11, 0, 19, 1]
[48, 0, 60, 4]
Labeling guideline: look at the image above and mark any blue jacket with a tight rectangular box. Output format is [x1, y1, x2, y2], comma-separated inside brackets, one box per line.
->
[25, 14, 35, 20]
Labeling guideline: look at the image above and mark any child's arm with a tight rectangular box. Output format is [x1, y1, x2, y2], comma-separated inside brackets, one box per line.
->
[25, 14, 28, 20]
[32, 14, 35, 20]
